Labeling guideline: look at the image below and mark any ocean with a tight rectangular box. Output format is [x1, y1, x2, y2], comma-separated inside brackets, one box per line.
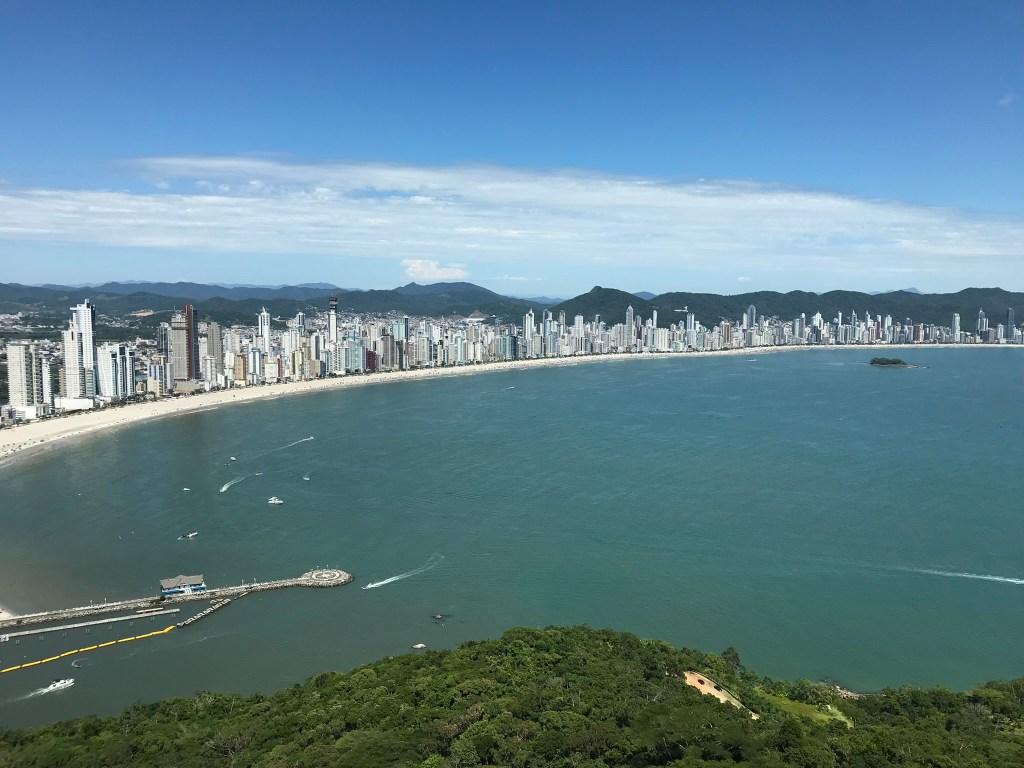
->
[1, 347, 1022, 728]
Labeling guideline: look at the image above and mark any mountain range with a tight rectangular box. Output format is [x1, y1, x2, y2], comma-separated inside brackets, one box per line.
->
[1, 281, 1020, 331]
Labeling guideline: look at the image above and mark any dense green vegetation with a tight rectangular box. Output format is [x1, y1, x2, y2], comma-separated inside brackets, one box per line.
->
[2, 626, 1023, 766]
[870, 358, 909, 367]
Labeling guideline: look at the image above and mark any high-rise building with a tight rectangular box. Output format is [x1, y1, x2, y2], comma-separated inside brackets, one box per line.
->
[258, 307, 272, 356]
[7, 343, 51, 409]
[1006, 308, 1015, 339]
[168, 311, 190, 383]
[62, 300, 97, 397]
[952, 313, 961, 340]
[205, 321, 223, 377]
[328, 296, 339, 344]
[96, 342, 136, 401]
[977, 308, 988, 333]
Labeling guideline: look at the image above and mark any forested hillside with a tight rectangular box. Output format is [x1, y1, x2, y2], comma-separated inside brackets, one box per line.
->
[2, 626, 1022, 767]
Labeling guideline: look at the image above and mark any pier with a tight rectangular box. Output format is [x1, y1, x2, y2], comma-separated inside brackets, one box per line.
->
[0, 609, 181, 640]
[0, 568, 352, 631]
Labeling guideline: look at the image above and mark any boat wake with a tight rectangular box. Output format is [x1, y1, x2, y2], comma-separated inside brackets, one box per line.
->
[273, 436, 315, 452]
[219, 476, 249, 493]
[362, 554, 444, 590]
[898, 566, 1024, 586]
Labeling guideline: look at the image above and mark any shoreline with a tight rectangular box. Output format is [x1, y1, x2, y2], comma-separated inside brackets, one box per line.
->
[1, 344, 1018, 472]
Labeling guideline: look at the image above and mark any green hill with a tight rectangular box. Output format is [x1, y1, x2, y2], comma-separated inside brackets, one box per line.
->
[2, 625, 1023, 767]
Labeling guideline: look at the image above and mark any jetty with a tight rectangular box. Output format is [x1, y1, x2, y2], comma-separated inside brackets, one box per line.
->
[0, 568, 352, 631]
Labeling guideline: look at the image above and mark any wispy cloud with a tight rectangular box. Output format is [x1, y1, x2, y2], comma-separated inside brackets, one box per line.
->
[491, 275, 532, 281]
[737, 276, 752, 283]
[0, 155, 1021, 289]
[997, 92, 1017, 108]
[401, 259, 468, 281]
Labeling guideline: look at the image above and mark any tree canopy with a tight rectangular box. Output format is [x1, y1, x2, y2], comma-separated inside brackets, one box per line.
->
[2, 625, 1022, 767]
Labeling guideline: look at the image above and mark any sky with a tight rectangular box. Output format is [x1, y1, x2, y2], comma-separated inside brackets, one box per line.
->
[1, 1, 1021, 297]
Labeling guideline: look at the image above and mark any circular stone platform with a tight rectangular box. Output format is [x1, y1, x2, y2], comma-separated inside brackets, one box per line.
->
[301, 568, 353, 587]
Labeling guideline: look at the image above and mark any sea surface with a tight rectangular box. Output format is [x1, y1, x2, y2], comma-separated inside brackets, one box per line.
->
[1, 348, 1022, 728]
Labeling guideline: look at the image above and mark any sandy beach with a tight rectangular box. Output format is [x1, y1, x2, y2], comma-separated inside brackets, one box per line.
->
[0, 343, 1016, 469]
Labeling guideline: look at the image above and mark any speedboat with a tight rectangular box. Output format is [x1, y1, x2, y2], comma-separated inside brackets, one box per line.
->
[45, 679, 74, 692]
[178, 531, 199, 540]
[268, 496, 284, 505]
[230, 456, 237, 461]
[303, 475, 310, 481]
[182, 487, 190, 491]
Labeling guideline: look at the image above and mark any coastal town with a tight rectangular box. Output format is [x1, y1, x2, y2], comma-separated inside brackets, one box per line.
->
[2, 292, 1020, 430]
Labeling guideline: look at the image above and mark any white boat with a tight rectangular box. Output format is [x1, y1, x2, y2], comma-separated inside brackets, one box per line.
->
[268, 496, 284, 505]
[302, 475, 310, 481]
[178, 531, 199, 540]
[182, 487, 190, 491]
[230, 456, 237, 461]
[45, 679, 74, 692]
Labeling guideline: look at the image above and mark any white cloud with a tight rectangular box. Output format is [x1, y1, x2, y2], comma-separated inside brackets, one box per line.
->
[0, 155, 1021, 291]
[401, 259, 468, 281]
[997, 93, 1017, 108]
[491, 275, 531, 281]
[737, 276, 752, 283]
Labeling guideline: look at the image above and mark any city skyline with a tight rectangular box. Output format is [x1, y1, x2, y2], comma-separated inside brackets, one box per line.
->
[1, 2, 1021, 294]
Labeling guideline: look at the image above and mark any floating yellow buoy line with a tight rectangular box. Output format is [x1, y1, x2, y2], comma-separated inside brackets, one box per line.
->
[0, 625, 176, 674]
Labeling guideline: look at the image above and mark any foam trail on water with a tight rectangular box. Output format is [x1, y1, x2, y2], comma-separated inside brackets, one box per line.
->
[899, 566, 1024, 585]
[219, 476, 248, 493]
[362, 554, 445, 590]
[273, 436, 315, 452]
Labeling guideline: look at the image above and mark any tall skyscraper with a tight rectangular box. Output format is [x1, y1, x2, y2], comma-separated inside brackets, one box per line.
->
[258, 307, 272, 356]
[7, 343, 51, 409]
[1006, 308, 1015, 339]
[625, 305, 634, 331]
[952, 313, 961, 340]
[167, 307, 199, 383]
[182, 304, 200, 379]
[977, 308, 988, 333]
[206, 321, 223, 377]
[62, 300, 97, 398]
[328, 295, 339, 344]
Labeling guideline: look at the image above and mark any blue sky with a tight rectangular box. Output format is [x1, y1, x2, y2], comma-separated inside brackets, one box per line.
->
[1, 1, 1021, 296]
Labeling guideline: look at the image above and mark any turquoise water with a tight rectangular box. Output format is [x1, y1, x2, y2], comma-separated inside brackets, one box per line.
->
[1, 348, 1023, 728]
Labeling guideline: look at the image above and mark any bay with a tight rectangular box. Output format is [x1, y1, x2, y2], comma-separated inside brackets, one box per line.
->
[1, 348, 1022, 728]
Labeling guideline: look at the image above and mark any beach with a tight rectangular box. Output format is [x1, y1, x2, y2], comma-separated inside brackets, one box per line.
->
[0, 344, 1014, 468]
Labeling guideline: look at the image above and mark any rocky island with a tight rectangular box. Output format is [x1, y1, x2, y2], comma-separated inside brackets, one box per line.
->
[869, 357, 916, 367]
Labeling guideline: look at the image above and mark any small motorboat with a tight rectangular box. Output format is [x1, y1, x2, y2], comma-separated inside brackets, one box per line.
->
[45, 679, 74, 692]
[412, 643, 427, 650]
[230, 457, 237, 461]
[268, 496, 284, 505]
[303, 475, 310, 481]
[178, 532, 199, 540]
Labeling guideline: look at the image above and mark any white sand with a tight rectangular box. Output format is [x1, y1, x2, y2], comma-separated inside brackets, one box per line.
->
[0, 343, 1015, 467]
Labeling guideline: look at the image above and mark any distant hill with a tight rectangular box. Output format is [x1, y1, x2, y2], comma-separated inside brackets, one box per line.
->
[2, 282, 1020, 330]
[45, 281, 347, 302]
[553, 286, 657, 324]
[633, 291, 657, 300]
[555, 287, 1024, 328]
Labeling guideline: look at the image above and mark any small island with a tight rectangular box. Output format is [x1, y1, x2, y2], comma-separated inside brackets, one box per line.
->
[869, 357, 916, 367]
